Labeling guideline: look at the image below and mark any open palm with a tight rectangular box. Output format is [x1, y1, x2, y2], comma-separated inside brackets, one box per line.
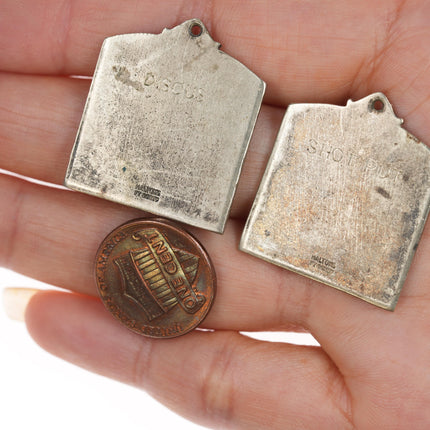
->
[2, 1, 430, 429]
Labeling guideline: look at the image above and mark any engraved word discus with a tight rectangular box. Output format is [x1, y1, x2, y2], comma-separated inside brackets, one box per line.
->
[65, 19, 265, 233]
[241, 93, 430, 310]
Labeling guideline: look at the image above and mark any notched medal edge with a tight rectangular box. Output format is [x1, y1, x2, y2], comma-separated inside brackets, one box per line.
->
[115, 18, 219, 46]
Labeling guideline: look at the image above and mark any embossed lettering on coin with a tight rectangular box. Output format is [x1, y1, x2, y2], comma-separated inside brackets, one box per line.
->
[95, 219, 216, 338]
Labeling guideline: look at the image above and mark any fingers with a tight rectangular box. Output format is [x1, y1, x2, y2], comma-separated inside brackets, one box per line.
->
[0, 172, 306, 332]
[0, 72, 283, 218]
[0, 172, 141, 296]
[25, 290, 353, 430]
[0, 172, 354, 332]
[300, 219, 430, 413]
[2, 68, 429, 224]
[0, 0, 397, 105]
[4, 170, 430, 335]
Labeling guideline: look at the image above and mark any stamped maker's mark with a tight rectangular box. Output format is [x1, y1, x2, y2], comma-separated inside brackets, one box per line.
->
[134, 185, 161, 202]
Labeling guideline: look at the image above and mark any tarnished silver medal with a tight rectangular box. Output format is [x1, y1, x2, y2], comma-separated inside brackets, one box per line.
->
[241, 93, 430, 310]
[65, 19, 265, 233]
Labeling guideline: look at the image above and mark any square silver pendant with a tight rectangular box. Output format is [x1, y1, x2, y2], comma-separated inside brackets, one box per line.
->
[65, 19, 265, 233]
[241, 93, 430, 310]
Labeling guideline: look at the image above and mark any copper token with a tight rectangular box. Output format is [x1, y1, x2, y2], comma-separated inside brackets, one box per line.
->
[95, 218, 216, 338]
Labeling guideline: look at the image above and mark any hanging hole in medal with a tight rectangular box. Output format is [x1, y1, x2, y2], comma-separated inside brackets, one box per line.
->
[369, 97, 385, 113]
[189, 22, 203, 37]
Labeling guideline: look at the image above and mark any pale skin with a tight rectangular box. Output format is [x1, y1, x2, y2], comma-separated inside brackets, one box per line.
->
[1, 0, 430, 428]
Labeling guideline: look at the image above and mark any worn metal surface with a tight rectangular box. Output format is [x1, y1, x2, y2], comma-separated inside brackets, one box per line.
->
[241, 93, 430, 310]
[65, 19, 265, 233]
[95, 218, 216, 338]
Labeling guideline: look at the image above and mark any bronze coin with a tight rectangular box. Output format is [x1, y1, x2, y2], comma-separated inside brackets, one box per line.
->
[95, 218, 216, 338]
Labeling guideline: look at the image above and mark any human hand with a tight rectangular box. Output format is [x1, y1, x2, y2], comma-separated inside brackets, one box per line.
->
[1, 1, 430, 429]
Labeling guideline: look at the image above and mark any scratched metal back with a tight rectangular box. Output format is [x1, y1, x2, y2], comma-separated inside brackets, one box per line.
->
[241, 93, 430, 310]
[65, 19, 265, 233]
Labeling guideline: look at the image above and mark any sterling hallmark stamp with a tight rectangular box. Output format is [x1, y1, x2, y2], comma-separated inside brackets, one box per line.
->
[65, 19, 265, 233]
[240, 93, 430, 310]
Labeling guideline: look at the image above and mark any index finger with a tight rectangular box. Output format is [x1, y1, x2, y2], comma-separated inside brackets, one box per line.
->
[0, 0, 388, 105]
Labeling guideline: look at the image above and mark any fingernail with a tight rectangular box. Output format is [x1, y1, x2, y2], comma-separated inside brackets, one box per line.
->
[2, 287, 39, 321]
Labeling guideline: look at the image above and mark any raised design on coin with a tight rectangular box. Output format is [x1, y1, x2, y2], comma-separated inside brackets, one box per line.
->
[96, 219, 216, 337]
